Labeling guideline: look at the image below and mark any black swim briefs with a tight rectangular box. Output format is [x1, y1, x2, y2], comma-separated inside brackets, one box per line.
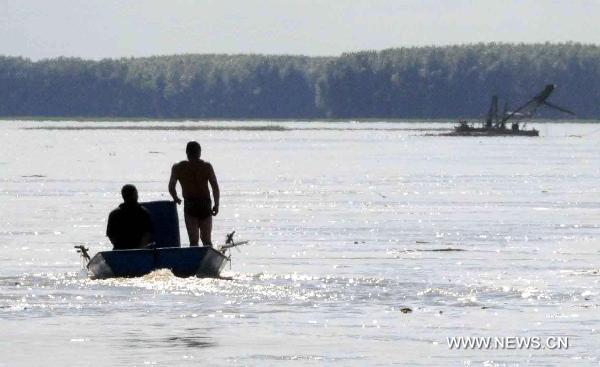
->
[184, 197, 212, 219]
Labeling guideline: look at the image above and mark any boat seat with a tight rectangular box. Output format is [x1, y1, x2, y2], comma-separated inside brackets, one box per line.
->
[140, 200, 180, 247]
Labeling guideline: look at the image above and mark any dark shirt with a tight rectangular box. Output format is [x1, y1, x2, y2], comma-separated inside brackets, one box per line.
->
[106, 203, 153, 250]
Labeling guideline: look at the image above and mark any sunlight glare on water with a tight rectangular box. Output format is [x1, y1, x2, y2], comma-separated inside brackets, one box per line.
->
[0, 120, 599, 366]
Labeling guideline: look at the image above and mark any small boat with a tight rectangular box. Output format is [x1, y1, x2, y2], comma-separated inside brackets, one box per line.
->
[86, 246, 228, 279]
[75, 201, 246, 279]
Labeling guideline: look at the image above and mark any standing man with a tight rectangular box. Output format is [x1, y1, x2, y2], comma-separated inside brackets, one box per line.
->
[168, 141, 220, 247]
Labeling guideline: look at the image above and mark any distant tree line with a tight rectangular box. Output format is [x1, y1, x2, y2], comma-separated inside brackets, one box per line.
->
[1, 43, 599, 119]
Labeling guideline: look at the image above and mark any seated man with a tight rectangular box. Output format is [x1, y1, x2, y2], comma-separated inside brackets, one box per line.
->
[106, 184, 154, 250]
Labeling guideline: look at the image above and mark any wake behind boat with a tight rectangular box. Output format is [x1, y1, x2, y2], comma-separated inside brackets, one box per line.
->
[75, 201, 247, 279]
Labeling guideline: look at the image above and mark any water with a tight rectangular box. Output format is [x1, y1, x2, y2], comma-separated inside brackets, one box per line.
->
[1, 120, 599, 366]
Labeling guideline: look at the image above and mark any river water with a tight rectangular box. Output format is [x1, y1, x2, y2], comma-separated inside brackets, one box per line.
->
[0, 120, 599, 366]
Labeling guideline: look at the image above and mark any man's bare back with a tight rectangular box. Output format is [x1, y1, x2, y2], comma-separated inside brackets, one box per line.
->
[168, 141, 220, 247]
[172, 160, 214, 200]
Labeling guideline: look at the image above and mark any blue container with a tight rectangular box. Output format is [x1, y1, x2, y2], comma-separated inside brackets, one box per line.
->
[140, 200, 181, 247]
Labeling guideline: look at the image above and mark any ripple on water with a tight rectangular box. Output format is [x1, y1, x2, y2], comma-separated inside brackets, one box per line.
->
[2, 268, 587, 322]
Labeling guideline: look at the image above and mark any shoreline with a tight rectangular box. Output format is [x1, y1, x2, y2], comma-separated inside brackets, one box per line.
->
[0, 116, 595, 123]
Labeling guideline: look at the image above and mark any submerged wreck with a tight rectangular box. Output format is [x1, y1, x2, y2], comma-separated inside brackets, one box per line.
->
[446, 84, 575, 137]
[75, 201, 246, 279]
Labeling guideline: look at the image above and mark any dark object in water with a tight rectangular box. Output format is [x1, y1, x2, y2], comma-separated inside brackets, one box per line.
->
[429, 248, 465, 252]
[446, 84, 575, 137]
[79, 200, 246, 279]
[398, 248, 465, 253]
[400, 307, 412, 314]
[450, 119, 540, 136]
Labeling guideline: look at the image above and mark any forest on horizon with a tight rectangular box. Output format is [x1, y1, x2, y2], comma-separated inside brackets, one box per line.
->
[1, 43, 599, 120]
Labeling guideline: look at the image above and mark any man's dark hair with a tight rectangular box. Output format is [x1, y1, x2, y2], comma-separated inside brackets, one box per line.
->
[186, 141, 201, 158]
[121, 184, 138, 204]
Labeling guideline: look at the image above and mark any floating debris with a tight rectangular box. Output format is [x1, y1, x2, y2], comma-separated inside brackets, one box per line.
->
[397, 248, 466, 253]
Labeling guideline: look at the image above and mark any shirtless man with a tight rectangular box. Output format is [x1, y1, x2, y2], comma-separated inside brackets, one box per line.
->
[168, 141, 220, 247]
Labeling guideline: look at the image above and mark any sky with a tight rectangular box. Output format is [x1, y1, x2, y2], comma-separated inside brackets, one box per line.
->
[1, 0, 599, 60]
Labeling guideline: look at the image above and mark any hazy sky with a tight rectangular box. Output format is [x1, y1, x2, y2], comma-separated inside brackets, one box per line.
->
[2, 0, 599, 60]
